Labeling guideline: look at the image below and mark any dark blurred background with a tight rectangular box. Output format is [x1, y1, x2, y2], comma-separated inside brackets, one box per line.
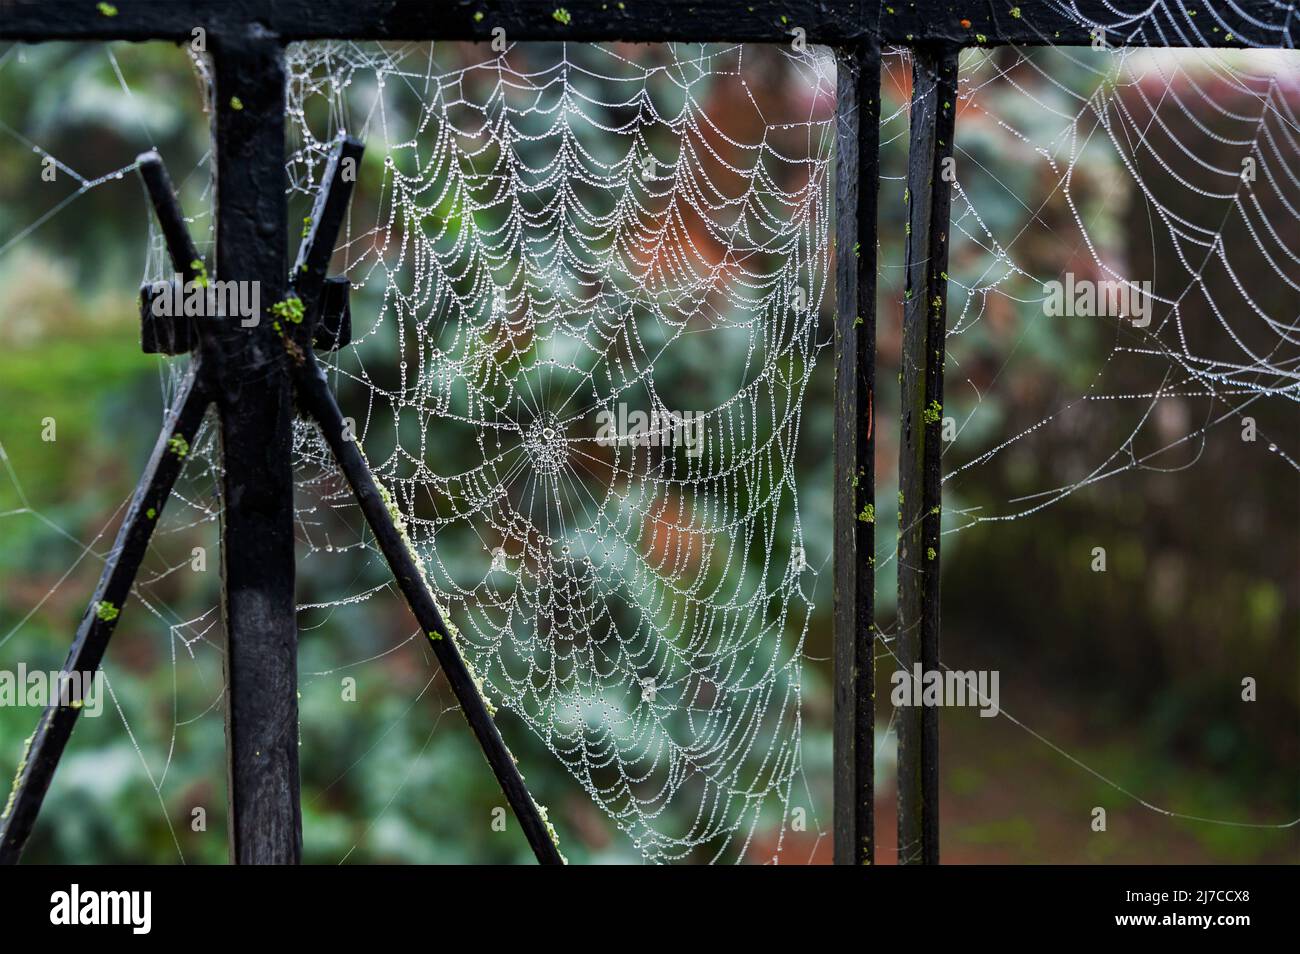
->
[0, 39, 1295, 863]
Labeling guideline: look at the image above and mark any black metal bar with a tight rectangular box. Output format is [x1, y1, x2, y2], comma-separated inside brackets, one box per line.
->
[293, 359, 565, 864]
[0, 0, 1290, 48]
[313, 277, 352, 351]
[137, 151, 205, 280]
[0, 372, 210, 864]
[209, 27, 302, 865]
[139, 280, 195, 355]
[141, 278, 351, 354]
[896, 44, 957, 867]
[290, 136, 363, 337]
[832, 38, 879, 867]
[137, 150, 205, 355]
[0, 0, 868, 43]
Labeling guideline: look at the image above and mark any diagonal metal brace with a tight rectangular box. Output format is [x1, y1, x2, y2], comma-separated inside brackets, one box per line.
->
[288, 136, 564, 864]
[0, 150, 220, 864]
[0, 371, 210, 863]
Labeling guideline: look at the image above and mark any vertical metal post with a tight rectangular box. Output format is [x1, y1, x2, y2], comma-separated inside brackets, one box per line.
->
[896, 45, 958, 866]
[832, 38, 880, 866]
[210, 27, 302, 864]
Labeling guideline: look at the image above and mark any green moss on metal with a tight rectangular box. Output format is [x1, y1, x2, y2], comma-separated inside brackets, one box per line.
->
[270, 297, 305, 325]
[461, 655, 498, 717]
[531, 797, 567, 861]
[1, 732, 36, 820]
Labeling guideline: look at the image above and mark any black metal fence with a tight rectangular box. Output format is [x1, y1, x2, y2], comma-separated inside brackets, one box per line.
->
[0, 0, 1287, 865]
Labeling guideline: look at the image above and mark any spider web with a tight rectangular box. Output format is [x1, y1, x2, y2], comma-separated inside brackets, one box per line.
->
[868, 24, 1299, 853]
[281, 40, 835, 863]
[938, 41, 1300, 517]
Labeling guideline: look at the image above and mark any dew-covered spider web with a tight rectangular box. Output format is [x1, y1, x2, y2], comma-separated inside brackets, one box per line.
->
[934, 41, 1300, 512]
[868, 25, 1299, 850]
[281, 41, 835, 863]
[0, 1, 1296, 867]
